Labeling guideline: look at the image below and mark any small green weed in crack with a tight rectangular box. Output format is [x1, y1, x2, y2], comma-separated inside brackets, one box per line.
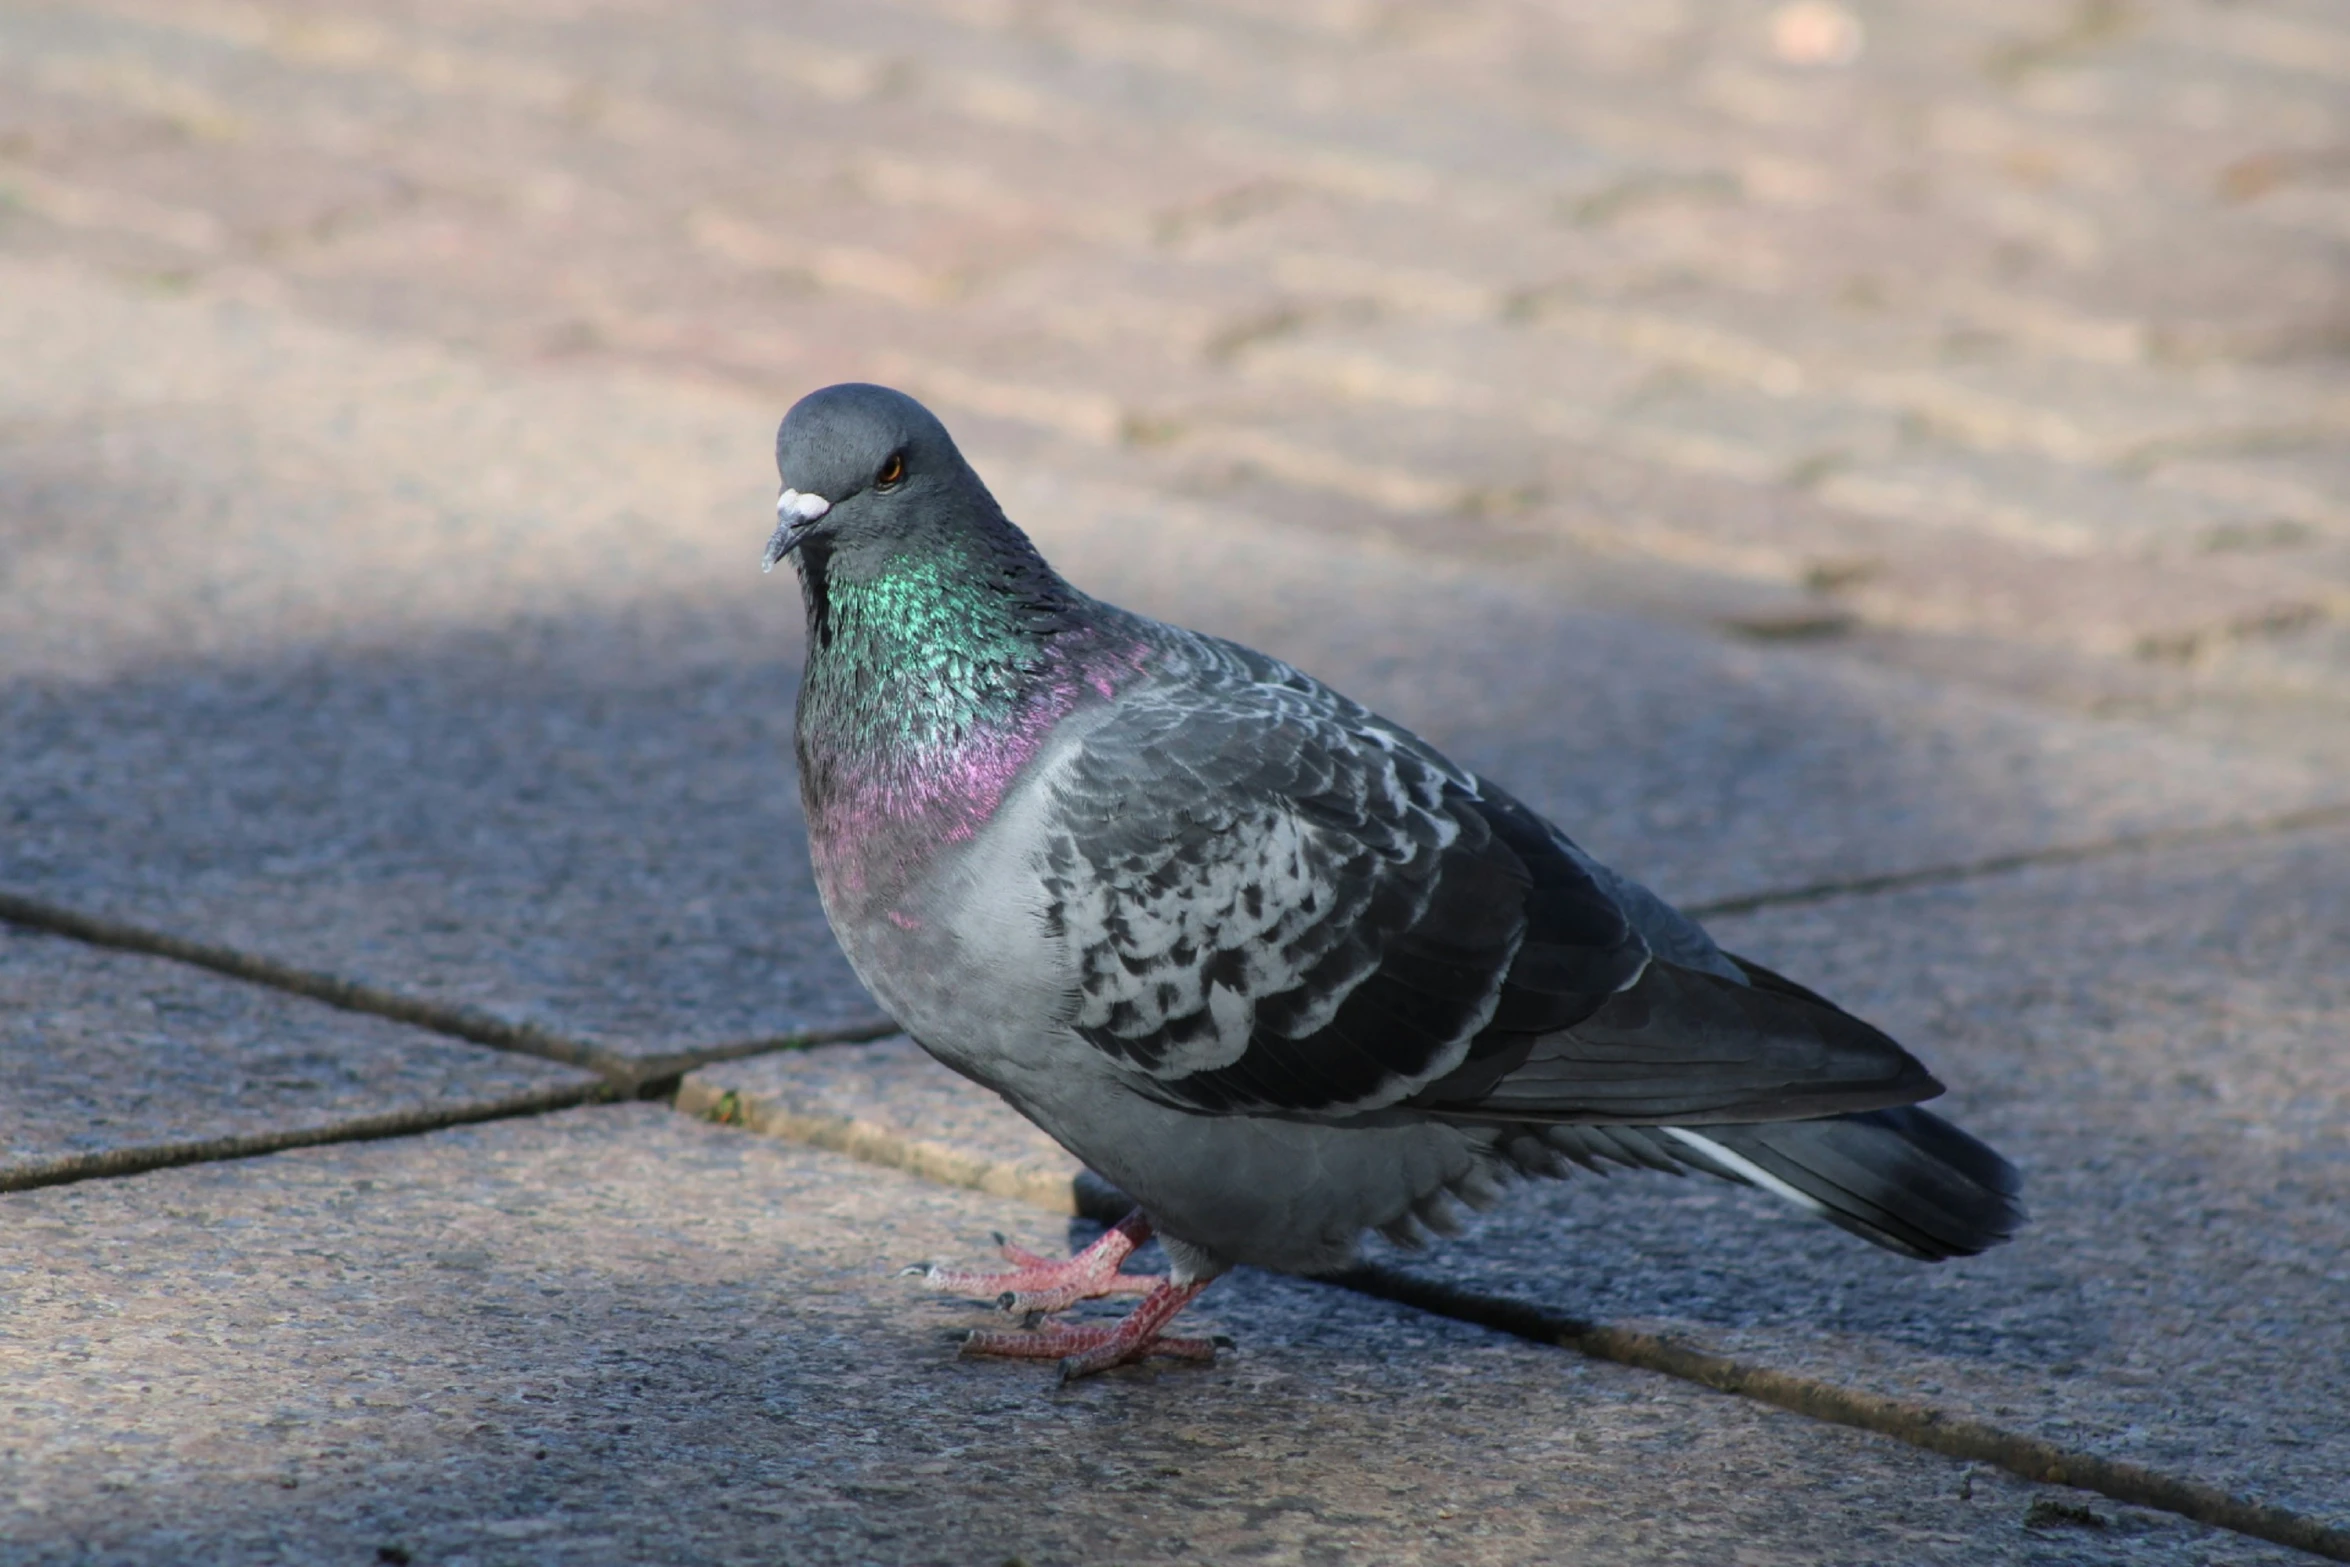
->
[2025, 1497, 2112, 1531]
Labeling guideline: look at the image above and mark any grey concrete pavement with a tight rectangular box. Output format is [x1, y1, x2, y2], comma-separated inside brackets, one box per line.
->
[0, 1105, 2314, 1567]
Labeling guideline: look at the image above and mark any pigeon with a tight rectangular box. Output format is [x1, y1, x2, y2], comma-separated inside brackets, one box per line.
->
[763, 383, 2025, 1380]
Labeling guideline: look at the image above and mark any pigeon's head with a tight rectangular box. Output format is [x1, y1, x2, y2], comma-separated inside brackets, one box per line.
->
[763, 383, 994, 578]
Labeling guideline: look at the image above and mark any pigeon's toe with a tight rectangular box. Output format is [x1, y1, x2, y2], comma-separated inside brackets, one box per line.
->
[958, 1322, 1214, 1370]
[919, 1210, 1159, 1314]
[958, 1277, 1221, 1380]
[1057, 1331, 1219, 1381]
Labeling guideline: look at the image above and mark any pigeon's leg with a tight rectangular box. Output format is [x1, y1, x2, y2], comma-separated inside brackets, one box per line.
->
[962, 1276, 1219, 1380]
[915, 1209, 1159, 1314]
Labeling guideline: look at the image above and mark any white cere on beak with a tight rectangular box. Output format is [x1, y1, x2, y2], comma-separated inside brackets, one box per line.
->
[762, 488, 835, 574]
[777, 489, 831, 522]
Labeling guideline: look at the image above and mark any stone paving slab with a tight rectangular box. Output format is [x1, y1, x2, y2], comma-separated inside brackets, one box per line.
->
[0, 922, 595, 1188]
[1370, 823, 2350, 1533]
[663, 825, 2350, 1540]
[5, 260, 2344, 1054]
[0, 1105, 2310, 1566]
[0, 255, 879, 1058]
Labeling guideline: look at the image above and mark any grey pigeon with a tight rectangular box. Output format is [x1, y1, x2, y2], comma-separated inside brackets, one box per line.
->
[764, 383, 2025, 1379]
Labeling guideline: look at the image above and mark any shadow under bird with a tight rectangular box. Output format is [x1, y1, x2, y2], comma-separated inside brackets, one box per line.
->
[762, 383, 2026, 1380]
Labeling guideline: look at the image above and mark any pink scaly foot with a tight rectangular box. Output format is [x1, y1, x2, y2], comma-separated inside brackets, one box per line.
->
[963, 1277, 1220, 1381]
[912, 1209, 1159, 1314]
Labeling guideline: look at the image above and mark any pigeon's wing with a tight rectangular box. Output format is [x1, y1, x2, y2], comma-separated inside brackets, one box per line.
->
[1042, 640, 1935, 1123]
[1405, 949, 1942, 1124]
[1041, 645, 1647, 1115]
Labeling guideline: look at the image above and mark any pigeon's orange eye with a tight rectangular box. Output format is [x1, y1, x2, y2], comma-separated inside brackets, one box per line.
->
[878, 453, 906, 487]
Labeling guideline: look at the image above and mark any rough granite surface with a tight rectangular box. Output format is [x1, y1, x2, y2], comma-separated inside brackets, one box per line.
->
[0, 1107, 2310, 1567]
[0, 923, 593, 1182]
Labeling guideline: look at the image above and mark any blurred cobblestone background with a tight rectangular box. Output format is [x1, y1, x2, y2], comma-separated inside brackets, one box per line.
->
[4, 0, 2346, 712]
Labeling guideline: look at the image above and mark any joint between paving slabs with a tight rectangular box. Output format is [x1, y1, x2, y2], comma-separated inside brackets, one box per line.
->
[0, 887, 896, 1084]
[0, 889, 628, 1073]
[1684, 800, 2350, 920]
[1332, 1267, 2350, 1566]
[0, 1081, 619, 1196]
[8, 793, 2339, 1085]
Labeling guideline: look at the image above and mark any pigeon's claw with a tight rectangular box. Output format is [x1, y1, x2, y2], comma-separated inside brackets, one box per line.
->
[960, 1278, 1219, 1380]
[919, 1209, 1159, 1315]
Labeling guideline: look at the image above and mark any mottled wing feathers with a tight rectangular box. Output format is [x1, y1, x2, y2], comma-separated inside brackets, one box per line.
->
[1040, 640, 1643, 1114]
[1468, 785, 1659, 1034]
[1042, 633, 1935, 1126]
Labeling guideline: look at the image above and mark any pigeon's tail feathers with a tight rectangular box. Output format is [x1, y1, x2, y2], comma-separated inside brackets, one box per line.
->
[1659, 1108, 2026, 1261]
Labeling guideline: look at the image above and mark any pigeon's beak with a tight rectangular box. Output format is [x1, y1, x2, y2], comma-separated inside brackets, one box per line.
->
[761, 488, 832, 573]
